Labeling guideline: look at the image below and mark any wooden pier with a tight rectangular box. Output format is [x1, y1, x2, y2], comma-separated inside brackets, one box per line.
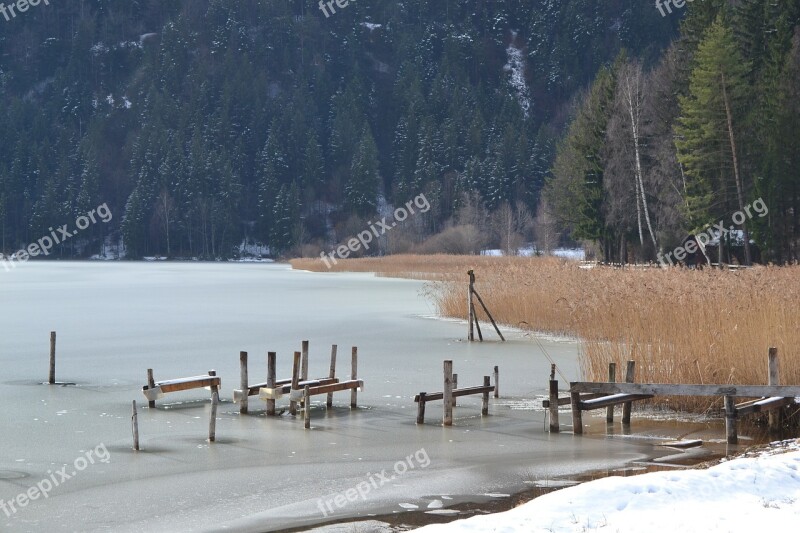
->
[415, 360, 497, 425]
[545, 349, 800, 444]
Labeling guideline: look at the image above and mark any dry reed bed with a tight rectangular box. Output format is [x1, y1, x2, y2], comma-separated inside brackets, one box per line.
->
[290, 256, 800, 412]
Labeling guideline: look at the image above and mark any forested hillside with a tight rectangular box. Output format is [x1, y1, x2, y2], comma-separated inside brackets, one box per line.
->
[0, 0, 677, 259]
[546, 0, 800, 264]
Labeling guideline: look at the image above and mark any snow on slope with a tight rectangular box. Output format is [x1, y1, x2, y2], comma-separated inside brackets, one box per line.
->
[504, 31, 531, 118]
[416, 440, 800, 532]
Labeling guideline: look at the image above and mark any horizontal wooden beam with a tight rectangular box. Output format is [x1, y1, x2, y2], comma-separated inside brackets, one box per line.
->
[288, 380, 363, 402]
[736, 397, 795, 416]
[570, 382, 800, 398]
[579, 393, 653, 411]
[237, 378, 337, 402]
[258, 378, 340, 400]
[542, 393, 604, 408]
[414, 385, 495, 403]
[142, 375, 222, 401]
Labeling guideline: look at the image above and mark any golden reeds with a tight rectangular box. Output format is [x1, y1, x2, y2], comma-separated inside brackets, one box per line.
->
[290, 255, 800, 412]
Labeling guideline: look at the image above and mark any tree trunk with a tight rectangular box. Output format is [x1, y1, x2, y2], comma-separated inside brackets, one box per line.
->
[721, 73, 752, 265]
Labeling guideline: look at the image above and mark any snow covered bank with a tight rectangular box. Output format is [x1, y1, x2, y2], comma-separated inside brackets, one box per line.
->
[416, 440, 800, 532]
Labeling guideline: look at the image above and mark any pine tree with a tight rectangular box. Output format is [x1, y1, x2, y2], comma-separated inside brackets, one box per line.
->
[345, 125, 380, 217]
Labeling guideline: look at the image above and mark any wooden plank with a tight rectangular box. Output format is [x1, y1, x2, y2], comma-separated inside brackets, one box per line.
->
[288, 380, 363, 402]
[580, 394, 653, 411]
[736, 397, 795, 416]
[413, 385, 496, 403]
[472, 288, 506, 342]
[543, 393, 604, 408]
[259, 378, 339, 400]
[570, 382, 800, 398]
[158, 376, 221, 394]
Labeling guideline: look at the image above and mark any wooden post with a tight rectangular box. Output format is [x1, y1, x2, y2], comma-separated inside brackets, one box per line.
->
[304, 385, 311, 429]
[209, 370, 218, 442]
[443, 360, 454, 426]
[327, 344, 337, 409]
[266, 352, 277, 416]
[301, 340, 309, 381]
[724, 394, 738, 444]
[471, 303, 484, 341]
[147, 368, 156, 408]
[417, 393, 427, 424]
[48, 331, 56, 385]
[468, 270, 475, 342]
[570, 389, 583, 435]
[622, 361, 635, 425]
[482, 376, 490, 416]
[239, 351, 249, 415]
[768, 347, 781, 432]
[549, 378, 560, 432]
[453, 374, 458, 407]
[289, 351, 301, 416]
[607, 362, 616, 423]
[493, 366, 499, 398]
[132, 400, 140, 451]
[350, 347, 358, 409]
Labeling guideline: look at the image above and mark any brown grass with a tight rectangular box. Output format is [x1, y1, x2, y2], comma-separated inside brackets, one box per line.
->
[290, 255, 800, 412]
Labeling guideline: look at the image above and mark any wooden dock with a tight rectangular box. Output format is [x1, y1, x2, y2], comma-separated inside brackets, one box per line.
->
[546, 349, 799, 444]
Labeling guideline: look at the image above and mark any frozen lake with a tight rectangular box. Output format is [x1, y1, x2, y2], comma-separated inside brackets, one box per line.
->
[0, 262, 654, 532]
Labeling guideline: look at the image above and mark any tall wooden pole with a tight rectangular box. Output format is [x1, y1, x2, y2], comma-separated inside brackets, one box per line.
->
[48, 331, 56, 384]
[606, 362, 617, 423]
[208, 370, 218, 442]
[147, 368, 156, 408]
[132, 400, 140, 451]
[266, 352, 276, 416]
[443, 360, 454, 426]
[290, 351, 301, 416]
[622, 361, 635, 425]
[301, 340, 309, 381]
[493, 366, 500, 398]
[768, 348, 781, 432]
[327, 345, 337, 409]
[468, 270, 475, 341]
[239, 351, 249, 415]
[350, 347, 358, 409]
